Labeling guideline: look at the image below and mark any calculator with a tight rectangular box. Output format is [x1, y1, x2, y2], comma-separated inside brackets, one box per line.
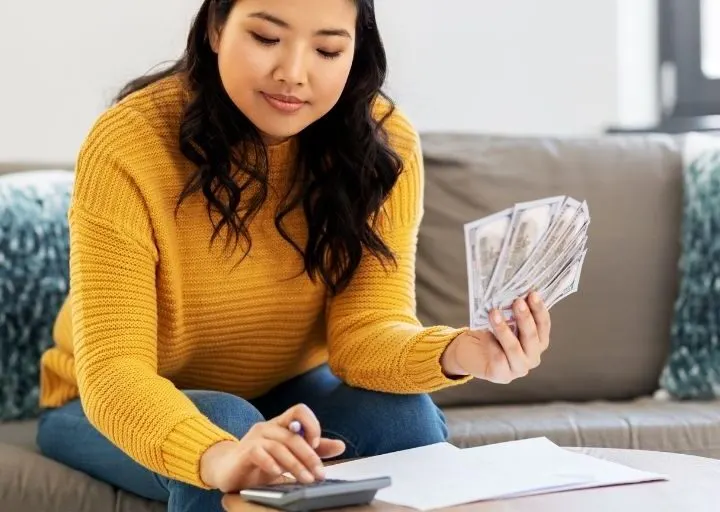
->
[239, 476, 392, 512]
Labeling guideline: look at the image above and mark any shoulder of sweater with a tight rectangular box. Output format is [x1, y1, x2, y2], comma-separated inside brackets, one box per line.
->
[113, 74, 188, 133]
[78, 75, 187, 167]
[370, 95, 424, 229]
[371, 94, 421, 160]
[71, 75, 189, 232]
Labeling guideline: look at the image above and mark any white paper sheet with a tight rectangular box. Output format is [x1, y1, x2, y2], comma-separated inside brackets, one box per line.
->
[463, 437, 668, 498]
[324, 441, 584, 510]
[323, 438, 667, 511]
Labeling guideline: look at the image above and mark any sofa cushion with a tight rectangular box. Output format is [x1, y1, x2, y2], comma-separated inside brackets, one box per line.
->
[0, 420, 165, 511]
[443, 397, 720, 459]
[0, 443, 165, 512]
[0, 170, 73, 421]
[659, 134, 720, 399]
[0, 419, 38, 451]
[419, 133, 683, 406]
[2, 399, 717, 512]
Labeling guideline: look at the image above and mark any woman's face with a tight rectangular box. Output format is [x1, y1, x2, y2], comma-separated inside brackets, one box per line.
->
[210, 0, 357, 144]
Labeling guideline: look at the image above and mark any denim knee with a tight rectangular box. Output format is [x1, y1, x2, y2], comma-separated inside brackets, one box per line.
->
[323, 388, 448, 456]
[371, 393, 448, 451]
[184, 390, 264, 439]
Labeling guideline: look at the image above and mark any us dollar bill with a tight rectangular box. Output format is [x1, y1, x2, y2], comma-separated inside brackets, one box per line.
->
[483, 196, 565, 304]
[500, 199, 588, 296]
[543, 249, 587, 308]
[464, 208, 513, 325]
[464, 195, 590, 330]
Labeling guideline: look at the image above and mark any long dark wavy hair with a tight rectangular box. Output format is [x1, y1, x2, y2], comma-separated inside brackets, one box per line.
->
[115, 0, 403, 295]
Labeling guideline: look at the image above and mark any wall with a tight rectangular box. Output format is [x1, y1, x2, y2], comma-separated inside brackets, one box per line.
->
[0, 0, 200, 164]
[376, 0, 620, 136]
[0, 0, 652, 164]
[615, 0, 660, 130]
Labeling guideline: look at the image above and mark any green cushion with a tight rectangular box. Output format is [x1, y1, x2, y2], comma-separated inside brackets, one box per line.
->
[0, 171, 73, 421]
[659, 135, 720, 399]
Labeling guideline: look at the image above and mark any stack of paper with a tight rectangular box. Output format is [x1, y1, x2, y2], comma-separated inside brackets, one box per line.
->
[464, 196, 590, 330]
[323, 438, 667, 511]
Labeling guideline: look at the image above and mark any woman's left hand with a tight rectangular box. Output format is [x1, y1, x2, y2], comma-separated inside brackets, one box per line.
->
[441, 291, 551, 384]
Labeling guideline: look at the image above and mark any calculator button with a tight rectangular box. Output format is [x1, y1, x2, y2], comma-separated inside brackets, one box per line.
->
[251, 479, 348, 492]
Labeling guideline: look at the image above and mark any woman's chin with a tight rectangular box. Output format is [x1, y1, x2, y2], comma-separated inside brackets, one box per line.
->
[260, 132, 296, 145]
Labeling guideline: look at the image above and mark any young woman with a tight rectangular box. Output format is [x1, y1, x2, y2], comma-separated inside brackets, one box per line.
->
[36, 0, 551, 510]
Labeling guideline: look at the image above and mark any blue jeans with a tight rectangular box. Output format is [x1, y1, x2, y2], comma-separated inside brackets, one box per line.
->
[37, 364, 448, 512]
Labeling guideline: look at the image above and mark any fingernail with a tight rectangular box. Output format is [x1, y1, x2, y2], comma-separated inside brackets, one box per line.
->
[531, 293, 541, 305]
[300, 470, 314, 483]
[314, 465, 325, 479]
[492, 311, 502, 324]
[313, 438, 320, 449]
[272, 465, 282, 475]
[517, 301, 527, 312]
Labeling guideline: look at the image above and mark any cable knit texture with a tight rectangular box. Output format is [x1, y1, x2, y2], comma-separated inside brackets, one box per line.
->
[38, 76, 470, 488]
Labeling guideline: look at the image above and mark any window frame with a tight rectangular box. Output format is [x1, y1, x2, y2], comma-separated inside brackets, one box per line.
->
[659, 0, 720, 119]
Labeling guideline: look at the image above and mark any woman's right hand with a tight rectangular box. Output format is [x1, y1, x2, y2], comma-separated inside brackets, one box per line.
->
[200, 403, 346, 493]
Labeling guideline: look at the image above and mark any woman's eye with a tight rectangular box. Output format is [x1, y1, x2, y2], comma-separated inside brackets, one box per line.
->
[250, 32, 279, 46]
[317, 49, 342, 59]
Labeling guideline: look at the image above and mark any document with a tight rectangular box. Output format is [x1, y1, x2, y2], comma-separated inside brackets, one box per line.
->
[323, 438, 667, 511]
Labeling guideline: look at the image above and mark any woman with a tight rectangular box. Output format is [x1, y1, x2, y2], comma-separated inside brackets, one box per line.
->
[36, 0, 551, 510]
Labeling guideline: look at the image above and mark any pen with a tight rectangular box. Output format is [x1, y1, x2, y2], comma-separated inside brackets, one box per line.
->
[288, 420, 304, 437]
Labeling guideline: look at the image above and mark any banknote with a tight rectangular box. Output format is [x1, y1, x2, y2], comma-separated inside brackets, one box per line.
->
[500, 198, 587, 295]
[464, 208, 513, 324]
[483, 196, 565, 304]
[464, 195, 590, 330]
[477, 239, 585, 327]
[544, 249, 587, 309]
[529, 231, 588, 296]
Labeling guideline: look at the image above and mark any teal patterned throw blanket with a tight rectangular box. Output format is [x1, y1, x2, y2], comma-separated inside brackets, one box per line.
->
[660, 135, 720, 399]
[0, 171, 73, 421]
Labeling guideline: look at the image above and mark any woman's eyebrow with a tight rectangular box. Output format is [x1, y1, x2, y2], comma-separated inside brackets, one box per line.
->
[248, 11, 352, 38]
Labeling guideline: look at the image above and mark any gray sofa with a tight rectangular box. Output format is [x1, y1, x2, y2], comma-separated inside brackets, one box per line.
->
[2, 132, 720, 511]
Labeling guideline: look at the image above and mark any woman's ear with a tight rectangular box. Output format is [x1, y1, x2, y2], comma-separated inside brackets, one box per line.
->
[207, 9, 223, 53]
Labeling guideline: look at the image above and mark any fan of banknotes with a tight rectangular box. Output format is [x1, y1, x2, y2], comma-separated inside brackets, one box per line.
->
[464, 196, 590, 330]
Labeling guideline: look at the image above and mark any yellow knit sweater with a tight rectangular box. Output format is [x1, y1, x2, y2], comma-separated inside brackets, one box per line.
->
[39, 75, 469, 488]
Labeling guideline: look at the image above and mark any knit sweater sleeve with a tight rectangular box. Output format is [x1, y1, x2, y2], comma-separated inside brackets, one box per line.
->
[69, 106, 236, 488]
[325, 106, 473, 393]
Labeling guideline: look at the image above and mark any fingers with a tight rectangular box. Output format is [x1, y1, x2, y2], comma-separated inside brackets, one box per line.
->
[528, 291, 551, 351]
[261, 423, 325, 482]
[261, 438, 319, 483]
[246, 436, 317, 484]
[512, 298, 542, 368]
[247, 443, 285, 478]
[275, 404, 322, 449]
[315, 438, 346, 459]
[490, 309, 529, 377]
[261, 404, 339, 482]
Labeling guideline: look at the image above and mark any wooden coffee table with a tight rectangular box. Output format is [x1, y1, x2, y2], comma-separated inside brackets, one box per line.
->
[222, 447, 720, 512]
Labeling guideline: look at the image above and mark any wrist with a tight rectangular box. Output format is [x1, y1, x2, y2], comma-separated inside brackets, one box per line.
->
[440, 335, 470, 378]
[200, 440, 236, 489]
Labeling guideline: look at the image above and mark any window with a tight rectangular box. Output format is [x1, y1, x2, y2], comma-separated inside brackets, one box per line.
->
[659, 0, 720, 123]
[702, 0, 720, 79]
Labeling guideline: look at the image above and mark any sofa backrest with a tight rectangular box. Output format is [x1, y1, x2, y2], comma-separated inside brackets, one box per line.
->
[418, 133, 684, 407]
[1, 132, 686, 408]
[0, 163, 72, 177]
